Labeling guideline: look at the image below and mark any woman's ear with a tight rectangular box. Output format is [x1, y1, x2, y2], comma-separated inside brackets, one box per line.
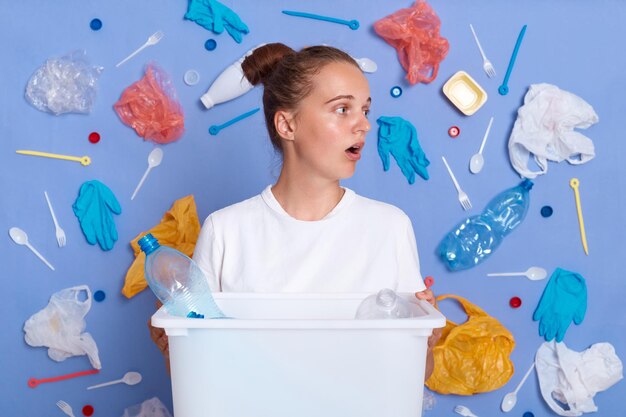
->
[274, 110, 296, 141]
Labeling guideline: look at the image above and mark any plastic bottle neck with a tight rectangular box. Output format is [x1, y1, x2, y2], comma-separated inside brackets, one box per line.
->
[138, 233, 160, 255]
[376, 289, 398, 310]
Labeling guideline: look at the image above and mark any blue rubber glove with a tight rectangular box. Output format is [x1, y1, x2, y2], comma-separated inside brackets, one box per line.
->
[533, 267, 587, 342]
[377, 116, 430, 184]
[185, 0, 249, 43]
[73, 180, 122, 251]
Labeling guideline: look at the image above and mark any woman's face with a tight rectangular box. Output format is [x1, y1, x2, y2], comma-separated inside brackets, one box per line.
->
[286, 61, 371, 181]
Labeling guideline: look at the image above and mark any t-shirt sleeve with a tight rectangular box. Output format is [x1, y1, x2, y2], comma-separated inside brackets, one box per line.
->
[396, 214, 426, 293]
[192, 215, 223, 292]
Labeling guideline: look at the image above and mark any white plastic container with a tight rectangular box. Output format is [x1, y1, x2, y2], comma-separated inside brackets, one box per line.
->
[152, 292, 446, 417]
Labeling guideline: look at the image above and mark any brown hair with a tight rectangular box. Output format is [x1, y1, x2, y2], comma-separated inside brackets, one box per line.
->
[242, 43, 359, 153]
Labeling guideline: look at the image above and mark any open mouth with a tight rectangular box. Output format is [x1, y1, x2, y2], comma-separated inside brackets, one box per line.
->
[346, 142, 363, 155]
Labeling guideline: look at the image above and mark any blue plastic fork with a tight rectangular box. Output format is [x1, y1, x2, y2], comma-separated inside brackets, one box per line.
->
[282, 10, 359, 30]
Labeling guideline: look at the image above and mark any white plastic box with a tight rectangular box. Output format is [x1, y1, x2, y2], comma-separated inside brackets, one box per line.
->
[152, 293, 446, 417]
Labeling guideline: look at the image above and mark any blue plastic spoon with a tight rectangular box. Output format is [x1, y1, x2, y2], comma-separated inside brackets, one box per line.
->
[282, 10, 359, 30]
[209, 108, 260, 136]
[499, 25, 527, 96]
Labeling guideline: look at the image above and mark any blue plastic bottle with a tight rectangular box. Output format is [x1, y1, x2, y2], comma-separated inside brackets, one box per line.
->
[438, 179, 533, 271]
[138, 233, 226, 318]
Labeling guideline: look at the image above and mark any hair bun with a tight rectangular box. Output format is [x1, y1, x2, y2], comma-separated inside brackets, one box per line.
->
[242, 43, 295, 86]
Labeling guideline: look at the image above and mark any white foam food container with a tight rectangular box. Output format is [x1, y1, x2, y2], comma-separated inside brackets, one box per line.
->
[152, 292, 446, 417]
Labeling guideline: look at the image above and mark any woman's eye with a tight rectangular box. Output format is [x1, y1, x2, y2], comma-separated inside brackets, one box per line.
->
[363, 109, 370, 118]
[335, 106, 348, 114]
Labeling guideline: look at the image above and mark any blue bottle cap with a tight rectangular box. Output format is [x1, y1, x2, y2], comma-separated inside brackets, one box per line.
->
[204, 39, 217, 51]
[390, 86, 402, 98]
[541, 205, 553, 218]
[90, 19, 102, 31]
[520, 178, 534, 190]
[138, 233, 160, 255]
[94, 290, 106, 302]
[523, 412, 534, 417]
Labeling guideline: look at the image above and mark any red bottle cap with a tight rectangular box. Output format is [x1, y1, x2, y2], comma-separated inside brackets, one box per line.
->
[88, 132, 101, 144]
[424, 276, 434, 288]
[82, 405, 94, 416]
[509, 296, 522, 308]
[448, 126, 460, 138]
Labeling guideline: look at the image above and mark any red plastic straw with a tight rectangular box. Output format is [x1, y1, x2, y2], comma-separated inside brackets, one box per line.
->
[28, 369, 100, 388]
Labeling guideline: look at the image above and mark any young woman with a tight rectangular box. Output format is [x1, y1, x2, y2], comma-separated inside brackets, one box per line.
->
[150, 43, 439, 376]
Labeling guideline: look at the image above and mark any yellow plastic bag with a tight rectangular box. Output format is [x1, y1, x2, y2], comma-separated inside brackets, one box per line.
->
[426, 294, 515, 395]
[122, 195, 201, 298]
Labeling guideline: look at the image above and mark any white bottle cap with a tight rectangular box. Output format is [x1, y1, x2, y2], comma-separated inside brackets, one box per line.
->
[200, 93, 215, 109]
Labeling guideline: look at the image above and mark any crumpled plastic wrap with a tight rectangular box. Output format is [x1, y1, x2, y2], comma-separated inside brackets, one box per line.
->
[123, 195, 201, 298]
[114, 63, 185, 144]
[426, 294, 515, 395]
[25, 50, 103, 115]
[374, 0, 449, 85]
[121, 397, 172, 417]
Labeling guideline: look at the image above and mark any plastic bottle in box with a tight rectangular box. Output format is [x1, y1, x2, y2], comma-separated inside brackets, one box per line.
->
[138, 233, 225, 318]
[355, 288, 414, 319]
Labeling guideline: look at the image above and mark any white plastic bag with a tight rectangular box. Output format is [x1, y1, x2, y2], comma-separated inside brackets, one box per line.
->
[23, 285, 101, 369]
[121, 397, 172, 417]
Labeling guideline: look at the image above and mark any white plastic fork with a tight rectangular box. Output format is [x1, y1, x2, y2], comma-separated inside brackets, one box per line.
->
[56, 400, 76, 417]
[44, 191, 66, 247]
[442, 156, 472, 211]
[454, 405, 479, 417]
[469, 24, 496, 78]
[116, 30, 164, 67]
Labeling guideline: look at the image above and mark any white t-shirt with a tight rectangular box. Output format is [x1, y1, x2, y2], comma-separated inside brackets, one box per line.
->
[193, 185, 426, 293]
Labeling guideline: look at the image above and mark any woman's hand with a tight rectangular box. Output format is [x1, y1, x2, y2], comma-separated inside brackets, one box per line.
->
[415, 289, 442, 380]
[148, 300, 171, 374]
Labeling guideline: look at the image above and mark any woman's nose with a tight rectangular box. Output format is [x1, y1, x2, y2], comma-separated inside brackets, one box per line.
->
[355, 114, 371, 134]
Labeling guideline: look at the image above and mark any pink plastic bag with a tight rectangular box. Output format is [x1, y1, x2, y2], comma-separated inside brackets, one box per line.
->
[374, 0, 449, 85]
[114, 63, 185, 144]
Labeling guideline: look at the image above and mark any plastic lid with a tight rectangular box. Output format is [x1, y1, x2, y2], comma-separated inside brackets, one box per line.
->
[424, 276, 434, 288]
[90, 19, 102, 31]
[523, 413, 534, 417]
[541, 205, 553, 218]
[521, 178, 534, 190]
[82, 405, 94, 416]
[390, 86, 402, 98]
[448, 126, 460, 138]
[204, 39, 217, 51]
[138, 233, 160, 255]
[88, 132, 100, 144]
[184, 70, 200, 86]
[509, 296, 522, 308]
[94, 290, 106, 302]
[200, 93, 215, 109]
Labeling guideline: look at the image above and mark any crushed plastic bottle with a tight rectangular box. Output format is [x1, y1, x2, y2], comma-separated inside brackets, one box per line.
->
[355, 288, 415, 319]
[438, 179, 534, 271]
[138, 234, 226, 318]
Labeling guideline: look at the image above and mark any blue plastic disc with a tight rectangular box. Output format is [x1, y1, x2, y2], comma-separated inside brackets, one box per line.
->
[541, 205, 553, 218]
[90, 19, 102, 31]
[390, 86, 402, 98]
[204, 39, 217, 51]
[94, 290, 106, 302]
[523, 412, 534, 417]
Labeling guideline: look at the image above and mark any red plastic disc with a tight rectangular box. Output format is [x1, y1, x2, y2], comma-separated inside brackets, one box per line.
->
[424, 276, 434, 288]
[82, 405, 94, 416]
[509, 296, 522, 308]
[88, 132, 101, 144]
[448, 126, 460, 138]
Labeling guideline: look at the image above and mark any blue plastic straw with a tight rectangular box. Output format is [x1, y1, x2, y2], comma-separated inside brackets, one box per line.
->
[282, 10, 359, 30]
[499, 25, 527, 96]
[209, 108, 260, 136]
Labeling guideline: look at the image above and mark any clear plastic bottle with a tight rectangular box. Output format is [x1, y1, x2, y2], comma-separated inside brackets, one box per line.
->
[438, 179, 534, 271]
[355, 288, 414, 319]
[138, 233, 226, 318]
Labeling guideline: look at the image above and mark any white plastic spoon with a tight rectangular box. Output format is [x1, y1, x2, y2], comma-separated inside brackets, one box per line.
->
[86, 371, 142, 390]
[501, 363, 535, 412]
[469, 116, 494, 174]
[355, 57, 378, 73]
[116, 31, 164, 68]
[487, 266, 548, 281]
[131, 148, 163, 200]
[9, 227, 55, 270]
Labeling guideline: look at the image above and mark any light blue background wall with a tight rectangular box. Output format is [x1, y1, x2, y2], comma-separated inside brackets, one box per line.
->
[2, 1, 625, 416]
